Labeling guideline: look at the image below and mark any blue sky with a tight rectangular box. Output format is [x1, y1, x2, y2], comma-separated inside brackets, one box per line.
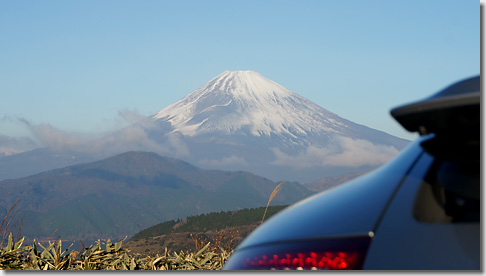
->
[0, 0, 479, 150]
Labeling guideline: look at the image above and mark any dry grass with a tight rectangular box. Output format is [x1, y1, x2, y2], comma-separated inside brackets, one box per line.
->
[261, 181, 285, 224]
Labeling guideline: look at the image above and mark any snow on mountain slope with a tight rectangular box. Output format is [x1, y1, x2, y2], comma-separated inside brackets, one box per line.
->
[152, 70, 349, 140]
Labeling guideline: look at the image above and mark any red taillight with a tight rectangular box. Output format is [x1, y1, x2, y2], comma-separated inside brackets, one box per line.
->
[224, 237, 371, 270]
[247, 251, 359, 270]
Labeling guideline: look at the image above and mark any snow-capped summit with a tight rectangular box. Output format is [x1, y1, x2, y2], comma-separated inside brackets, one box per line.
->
[152, 70, 348, 140]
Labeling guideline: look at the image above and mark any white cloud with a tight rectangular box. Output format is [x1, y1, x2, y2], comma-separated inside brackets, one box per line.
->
[165, 133, 190, 157]
[272, 135, 400, 168]
[198, 155, 248, 167]
[8, 112, 190, 159]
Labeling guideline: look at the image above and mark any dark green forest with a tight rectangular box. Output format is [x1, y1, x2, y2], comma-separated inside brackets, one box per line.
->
[130, 205, 288, 241]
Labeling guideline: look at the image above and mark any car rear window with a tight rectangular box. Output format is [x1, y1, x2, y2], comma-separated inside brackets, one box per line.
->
[413, 137, 479, 223]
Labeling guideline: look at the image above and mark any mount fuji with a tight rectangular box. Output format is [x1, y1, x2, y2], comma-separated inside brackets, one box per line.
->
[144, 70, 409, 182]
[0, 70, 409, 182]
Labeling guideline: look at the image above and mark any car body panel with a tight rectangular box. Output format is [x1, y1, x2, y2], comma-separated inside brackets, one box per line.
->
[364, 151, 480, 269]
[235, 138, 425, 250]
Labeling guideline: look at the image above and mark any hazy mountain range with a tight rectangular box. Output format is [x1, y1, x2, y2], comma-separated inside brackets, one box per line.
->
[0, 151, 313, 242]
[0, 70, 409, 182]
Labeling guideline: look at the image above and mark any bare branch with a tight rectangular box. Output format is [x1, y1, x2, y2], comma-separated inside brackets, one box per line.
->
[0, 199, 21, 247]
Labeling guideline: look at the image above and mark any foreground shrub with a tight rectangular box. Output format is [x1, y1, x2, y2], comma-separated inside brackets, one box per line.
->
[0, 233, 231, 270]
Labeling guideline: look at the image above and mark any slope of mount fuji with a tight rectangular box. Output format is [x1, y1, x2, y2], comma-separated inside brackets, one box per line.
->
[153, 70, 347, 141]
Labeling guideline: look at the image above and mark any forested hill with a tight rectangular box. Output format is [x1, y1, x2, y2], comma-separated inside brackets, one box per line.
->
[0, 151, 313, 242]
[129, 205, 288, 241]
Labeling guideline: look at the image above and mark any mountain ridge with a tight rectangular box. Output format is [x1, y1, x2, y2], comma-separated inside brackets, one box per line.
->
[0, 150, 314, 241]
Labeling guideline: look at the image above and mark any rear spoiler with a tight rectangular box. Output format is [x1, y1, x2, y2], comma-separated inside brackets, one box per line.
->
[391, 76, 480, 139]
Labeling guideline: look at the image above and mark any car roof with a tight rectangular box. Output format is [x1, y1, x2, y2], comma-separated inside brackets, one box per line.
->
[390, 76, 480, 138]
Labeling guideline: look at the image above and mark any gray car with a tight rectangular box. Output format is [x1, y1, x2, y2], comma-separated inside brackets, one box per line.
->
[223, 76, 480, 270]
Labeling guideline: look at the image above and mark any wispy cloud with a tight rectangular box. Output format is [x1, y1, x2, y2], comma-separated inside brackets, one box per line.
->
[29, 122, 90, 151]
[271, 135, 400, 168]
[3, 113, 399, 171]
[1, 111, 190, 159]
[0, 134, 37, 152]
